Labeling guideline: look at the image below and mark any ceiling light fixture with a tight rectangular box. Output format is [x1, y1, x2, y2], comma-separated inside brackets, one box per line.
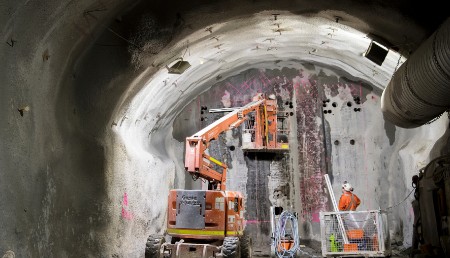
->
[364, 40, 389, 66]
[166, 58, 191, 74]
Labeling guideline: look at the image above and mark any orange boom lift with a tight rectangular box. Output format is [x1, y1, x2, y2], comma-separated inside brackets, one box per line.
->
[146, 94, 289, 258]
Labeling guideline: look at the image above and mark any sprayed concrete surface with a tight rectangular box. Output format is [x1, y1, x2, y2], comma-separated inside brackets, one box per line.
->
[0, 0, 449, 257]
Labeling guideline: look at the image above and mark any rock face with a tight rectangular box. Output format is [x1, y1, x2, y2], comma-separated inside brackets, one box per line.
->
[0, 0, 448, 257]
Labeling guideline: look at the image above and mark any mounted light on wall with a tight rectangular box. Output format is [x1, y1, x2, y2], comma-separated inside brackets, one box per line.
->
[364, 40, 389, 66]
[166, 58, 191, 74]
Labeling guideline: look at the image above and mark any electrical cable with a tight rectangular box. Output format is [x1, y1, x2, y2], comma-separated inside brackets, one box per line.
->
[273, 210, 300, 258]
[382, 155, 450, 212]
[382, 188, 415, 212]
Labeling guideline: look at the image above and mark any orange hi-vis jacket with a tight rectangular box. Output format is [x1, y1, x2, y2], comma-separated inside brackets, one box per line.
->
[338, 191, 361, 211]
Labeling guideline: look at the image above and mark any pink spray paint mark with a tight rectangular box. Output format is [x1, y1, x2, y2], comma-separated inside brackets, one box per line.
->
[123, 192, 129, 206]
[311, 212, 320, 223]
[121, 192, 133, 220]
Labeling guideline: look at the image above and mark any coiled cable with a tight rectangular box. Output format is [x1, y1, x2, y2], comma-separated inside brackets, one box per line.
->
[273, 210, 300, 258]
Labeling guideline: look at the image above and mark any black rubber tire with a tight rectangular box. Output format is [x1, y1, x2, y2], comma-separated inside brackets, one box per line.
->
[222, 236, 240, 258]
[145, 234, 164, 258]
[240, 231, 253, 258]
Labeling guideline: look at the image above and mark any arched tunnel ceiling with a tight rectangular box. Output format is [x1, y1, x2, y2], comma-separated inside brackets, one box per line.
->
[97, 0, 448, 134]
[119, 11, 400, 130]
[3, 0, 448, 123]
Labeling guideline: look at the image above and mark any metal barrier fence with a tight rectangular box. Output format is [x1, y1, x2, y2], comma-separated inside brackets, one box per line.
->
[320, 210, 391, 257]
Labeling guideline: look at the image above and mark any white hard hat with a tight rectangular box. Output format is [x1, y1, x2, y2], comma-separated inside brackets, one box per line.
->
[342, 182, 353, 192]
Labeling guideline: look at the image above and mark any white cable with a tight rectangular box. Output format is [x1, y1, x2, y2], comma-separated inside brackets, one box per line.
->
[273, 211, 300, 258]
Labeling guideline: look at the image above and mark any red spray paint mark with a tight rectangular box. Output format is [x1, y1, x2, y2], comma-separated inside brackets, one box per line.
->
[226, 82, 242, 95]
[295, 80, 328, 222]
[121, 192, 133, 220]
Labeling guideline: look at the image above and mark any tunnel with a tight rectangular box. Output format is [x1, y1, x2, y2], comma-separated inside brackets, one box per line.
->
[1, 0, 449, 257]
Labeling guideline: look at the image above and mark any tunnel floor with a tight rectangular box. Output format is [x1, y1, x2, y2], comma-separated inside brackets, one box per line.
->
[249, 241, 411, 257]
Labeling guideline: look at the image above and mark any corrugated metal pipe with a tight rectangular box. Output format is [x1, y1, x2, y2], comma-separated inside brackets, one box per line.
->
[381, 17, 450, 128]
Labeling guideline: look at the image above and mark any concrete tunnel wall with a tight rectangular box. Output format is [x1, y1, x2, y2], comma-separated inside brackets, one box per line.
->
[1, 0, 450, 257]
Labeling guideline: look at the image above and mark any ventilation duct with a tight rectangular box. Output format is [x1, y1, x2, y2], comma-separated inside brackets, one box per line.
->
[381, 18, 450, 128]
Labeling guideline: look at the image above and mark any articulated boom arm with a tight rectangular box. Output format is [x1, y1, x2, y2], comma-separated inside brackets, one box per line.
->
[184, 94, 289, 191]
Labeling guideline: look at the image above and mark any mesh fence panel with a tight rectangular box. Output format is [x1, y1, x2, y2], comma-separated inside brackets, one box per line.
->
[320, 210, 390, 257]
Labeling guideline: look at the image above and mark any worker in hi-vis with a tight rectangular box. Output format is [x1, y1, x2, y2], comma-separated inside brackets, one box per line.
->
[338, 181, 361, 211]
